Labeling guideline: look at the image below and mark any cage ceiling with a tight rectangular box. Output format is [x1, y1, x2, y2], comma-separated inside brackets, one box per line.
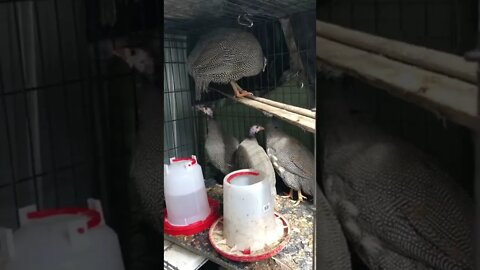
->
[164, 0, 315, 31]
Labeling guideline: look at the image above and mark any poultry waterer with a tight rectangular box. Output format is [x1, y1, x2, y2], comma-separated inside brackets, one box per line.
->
[0, 199, 124, 270]
[209, 169, 290, 262]
[163, 155, 220, 236]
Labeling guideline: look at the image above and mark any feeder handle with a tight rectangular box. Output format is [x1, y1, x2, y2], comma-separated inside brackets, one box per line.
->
[27, 208, 101, 230]
[171, 156, 197, 167]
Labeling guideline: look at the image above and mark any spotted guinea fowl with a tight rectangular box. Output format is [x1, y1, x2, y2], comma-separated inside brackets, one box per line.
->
[128, 84, 164, 233]
[187, 27, 267, 100]
[196, 105, 239, 176]
[234, 125, 277, 199]
[321, 96, 474, 270]
[264, 115, 314, 205]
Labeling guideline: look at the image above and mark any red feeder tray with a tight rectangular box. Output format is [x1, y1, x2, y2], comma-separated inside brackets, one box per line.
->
[208, 212, 290, 262]
[164, 197, 220, 236]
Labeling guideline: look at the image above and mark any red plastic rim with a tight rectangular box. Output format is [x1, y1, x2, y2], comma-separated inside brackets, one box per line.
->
[164, 197, 220, 236]
[27, 208, 101, 231]
[226, 170, 259, 184]
[208, 212, 290, 262]
[171, 157, 197, 167]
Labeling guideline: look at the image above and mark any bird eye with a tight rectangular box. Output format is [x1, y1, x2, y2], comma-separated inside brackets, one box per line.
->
[130, 49, 136, 56]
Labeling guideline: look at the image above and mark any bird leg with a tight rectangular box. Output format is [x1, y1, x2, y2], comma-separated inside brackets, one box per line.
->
[230, 81, 253, 98]
[293, 190, 308, 206]
[280, 189, 293, 199]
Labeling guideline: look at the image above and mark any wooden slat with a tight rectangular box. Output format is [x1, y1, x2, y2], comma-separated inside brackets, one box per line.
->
[236, 97, 315, 133]
[211, 89, 315, 133]
[316, 36, 480, 130]
[317, 20, 478, 84]
[247, 96, 316, 119]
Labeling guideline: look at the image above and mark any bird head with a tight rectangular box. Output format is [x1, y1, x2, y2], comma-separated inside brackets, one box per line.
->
[112, 47, 154, 76]
[248, 125, 264, 137]
[195, 105, 214, 118]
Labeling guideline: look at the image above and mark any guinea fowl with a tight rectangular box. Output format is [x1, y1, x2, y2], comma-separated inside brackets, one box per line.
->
[129, 85, 164, 232]
[321, 96, 474, 270]
[264, 115, 314, 205]
[234, 125, 277, 199]
[196, 105, 239, 176]
[187, 27, 267, 100]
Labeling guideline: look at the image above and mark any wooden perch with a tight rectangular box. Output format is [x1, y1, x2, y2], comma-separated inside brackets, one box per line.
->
[247, 96, 316, 119]
[211, 89, 315, 133]
[317, 20, 477, 84]
[236, 97, 315, 133]
[316, 36, 480, 130]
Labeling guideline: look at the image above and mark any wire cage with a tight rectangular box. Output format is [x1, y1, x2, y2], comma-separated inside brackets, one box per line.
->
[164, 2, 316, 183]
[0, 0, 105, 228]
[0, 0, 165, 269]
[163, 1, 316, 269]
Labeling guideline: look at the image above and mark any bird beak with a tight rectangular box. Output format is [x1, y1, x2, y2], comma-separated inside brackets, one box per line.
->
[258, 126, 265, 131]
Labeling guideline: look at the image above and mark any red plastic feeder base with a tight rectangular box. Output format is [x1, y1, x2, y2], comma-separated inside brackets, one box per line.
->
[164, 197, 220, 236]
[208, 212, 290, 262]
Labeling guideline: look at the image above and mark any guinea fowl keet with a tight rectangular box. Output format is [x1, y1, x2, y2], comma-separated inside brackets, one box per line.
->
[264, 116, 314, 206]
[187, 28, 267, 100]
[196, 105, 239, 176]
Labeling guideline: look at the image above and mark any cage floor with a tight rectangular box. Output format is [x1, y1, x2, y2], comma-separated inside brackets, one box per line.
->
[164, 180, 314, 270]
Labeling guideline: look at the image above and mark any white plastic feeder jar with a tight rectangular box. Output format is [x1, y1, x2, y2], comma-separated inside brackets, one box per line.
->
[223, 169, 280, 252]
[0, 199, 124, 270]
[164, 155, 210, 226]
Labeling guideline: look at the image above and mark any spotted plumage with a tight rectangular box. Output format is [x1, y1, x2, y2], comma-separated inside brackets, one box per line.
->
[322, 97, 474, 270]
[130, 85, 164, 232]
[264, 119, 314, 202]
[187, 28, 266, 100]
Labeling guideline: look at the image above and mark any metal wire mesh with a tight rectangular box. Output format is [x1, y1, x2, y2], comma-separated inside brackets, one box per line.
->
[164, 0, 315, 31]
[163, 33, 198, 163]
[0, 0, 105, 229]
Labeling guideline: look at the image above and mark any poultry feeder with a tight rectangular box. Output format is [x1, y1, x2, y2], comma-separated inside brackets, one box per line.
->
[209, 169, 290, 262]
[0, 199, 124, 270]
[164, 155, 220, 236]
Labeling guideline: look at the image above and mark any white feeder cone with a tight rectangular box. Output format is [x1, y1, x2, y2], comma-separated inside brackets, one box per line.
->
[164, 155, 210, 226]
[223, 169, 283, 252]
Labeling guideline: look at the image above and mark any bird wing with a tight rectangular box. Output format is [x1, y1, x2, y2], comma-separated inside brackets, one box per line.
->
[234, 143, 252, 170]
[334, 141, 473, 270]
[222, 129, 239, 171]
[188, 38, 237, 76]
[283, 137, 314, 180]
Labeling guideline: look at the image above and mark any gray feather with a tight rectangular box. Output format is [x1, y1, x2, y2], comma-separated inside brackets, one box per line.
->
[322, 97, 474, 270]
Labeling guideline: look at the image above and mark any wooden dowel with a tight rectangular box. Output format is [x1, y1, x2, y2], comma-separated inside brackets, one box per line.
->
[316, 20, 477, 84]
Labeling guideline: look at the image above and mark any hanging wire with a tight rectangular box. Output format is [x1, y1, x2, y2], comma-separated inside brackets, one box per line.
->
[237, 13, 253, 27]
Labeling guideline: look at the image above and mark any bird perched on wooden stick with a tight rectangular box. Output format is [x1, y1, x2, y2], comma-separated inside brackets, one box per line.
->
[187, 27, 267, 100]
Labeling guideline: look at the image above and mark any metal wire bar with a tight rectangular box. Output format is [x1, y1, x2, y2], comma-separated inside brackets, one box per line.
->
[0, 60, 20, 226]
[12, 1, 41, 209]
